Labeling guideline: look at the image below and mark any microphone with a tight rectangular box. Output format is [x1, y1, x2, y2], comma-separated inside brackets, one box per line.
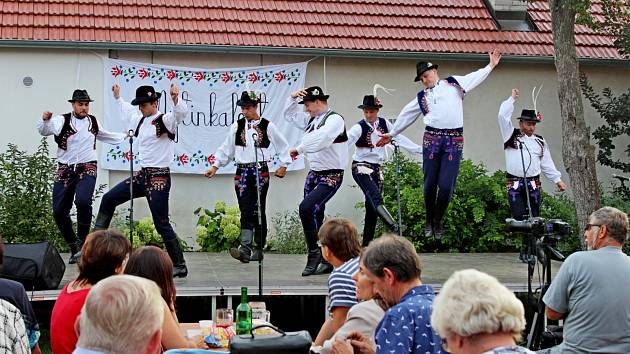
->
[613, 174, 630, 182]
[127, 129, 135, 137]
[251, 132, 259, 147]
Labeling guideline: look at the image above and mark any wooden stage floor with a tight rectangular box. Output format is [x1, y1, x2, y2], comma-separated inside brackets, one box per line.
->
[30, 252, 560, 301]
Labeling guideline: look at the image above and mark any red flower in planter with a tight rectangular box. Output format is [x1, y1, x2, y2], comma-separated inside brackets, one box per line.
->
[193, 72, 205, 82]
[111, 66, 122, 77]
[247, 73, 258, 83]
[220, 72, 231, 83]
[178, 154, 189, 165]
[207, 155, 216, 164]
[138, 68, 149, 79]
[274, 71, 285, 82]
[166, 70, 177, 80]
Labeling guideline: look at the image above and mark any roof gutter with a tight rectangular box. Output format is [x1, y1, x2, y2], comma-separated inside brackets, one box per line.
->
[0, 40, 627, 67]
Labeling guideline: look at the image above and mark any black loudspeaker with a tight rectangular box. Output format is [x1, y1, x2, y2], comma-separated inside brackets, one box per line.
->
[1, 241, 66, 291]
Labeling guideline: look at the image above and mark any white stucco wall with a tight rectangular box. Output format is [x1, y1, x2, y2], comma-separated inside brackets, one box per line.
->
[0, 47, 627, 247]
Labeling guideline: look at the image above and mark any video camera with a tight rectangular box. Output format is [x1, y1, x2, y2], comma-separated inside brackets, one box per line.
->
[505, 217, 570, 240]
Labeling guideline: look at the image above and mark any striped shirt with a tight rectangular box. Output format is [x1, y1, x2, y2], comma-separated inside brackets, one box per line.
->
[328, 257, 359, 312]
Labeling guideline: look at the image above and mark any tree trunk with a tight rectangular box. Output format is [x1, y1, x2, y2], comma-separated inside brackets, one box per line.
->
[549, 0, 601, 240]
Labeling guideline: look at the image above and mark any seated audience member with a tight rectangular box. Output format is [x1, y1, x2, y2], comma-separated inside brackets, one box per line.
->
[0, 238, 41, 353]
[542, 206, 630, 354]
[51, 230, 131, 354]
[320, 253, 388, 354]
[0, 298, 29, 354]
[313, 218, 362, 347]
[124, 246, 203, 350]
[331, 234, 443, 354]
[73, 274, 164, 354]
[431, 269, 534, 354]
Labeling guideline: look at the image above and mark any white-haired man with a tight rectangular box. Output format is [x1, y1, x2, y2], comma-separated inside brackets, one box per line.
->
[73, 275, 164, 354]
[542, 207, 630, 354]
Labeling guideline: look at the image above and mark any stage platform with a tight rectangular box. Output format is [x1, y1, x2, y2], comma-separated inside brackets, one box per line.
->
[31, 252, 559, 302]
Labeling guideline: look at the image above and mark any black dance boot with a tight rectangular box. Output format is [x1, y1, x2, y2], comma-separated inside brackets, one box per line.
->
[314, 258, 333, 275]
[93, 211, 112, 231]
[433, 220, 444, 241]
[376, 205, 401, 234]
[229, 229, 253, 263]
[68, 242, 81, 265]
[302, 230, 321, 276]
[164, 238, 188, 278]
[250, 227, 266, 262]
[424, 223, 434, 238]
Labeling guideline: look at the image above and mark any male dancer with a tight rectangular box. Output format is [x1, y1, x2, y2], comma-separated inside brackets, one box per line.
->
[205, 91, 291, 263]
[284, 86, 348, 276]
[94, 84, 189, 277]
[377, 50, 502, 240]
[498, 88, 566, 261]
[347, 94, 421, 246]
[38, 89, 125, 264]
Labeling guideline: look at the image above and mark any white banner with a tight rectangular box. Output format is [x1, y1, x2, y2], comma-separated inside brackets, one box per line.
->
[101, 58, 307, 174]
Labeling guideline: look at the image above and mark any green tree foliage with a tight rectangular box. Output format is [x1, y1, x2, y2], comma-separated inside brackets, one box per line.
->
[0, 139, 65, 249]
[194, 201, 240, 252]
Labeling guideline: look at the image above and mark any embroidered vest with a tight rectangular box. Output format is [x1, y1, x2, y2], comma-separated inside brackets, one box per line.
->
[416, 76, 466, 115]
[306, 110, 348, 143]
[54, 113, 99, 150]
[355, 117, 389, 148]
[235, 118, 271, 148]
[134, 114, 176, 140]
[504, 128, 545, 155]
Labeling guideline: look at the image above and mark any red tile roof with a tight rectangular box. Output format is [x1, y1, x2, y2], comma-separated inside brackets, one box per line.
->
[0, 0, 622, 59]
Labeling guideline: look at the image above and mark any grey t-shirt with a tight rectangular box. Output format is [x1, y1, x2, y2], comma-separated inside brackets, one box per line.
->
[543, 246, 630, 354]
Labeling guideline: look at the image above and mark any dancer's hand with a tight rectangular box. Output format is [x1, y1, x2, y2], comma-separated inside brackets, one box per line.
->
[112, 84, 121, 99]
[204, 166, 218, 179]
[375, 132, 392, 147]
[289, 148, 299, 159]
[42, 111, 53, 121]
[291, 89, 307, 99]
[275, 166, 287, 178]
[489, 48, 502, 68]
[511, 88, 519, 100]
[556, 180, 567, 192]
[170, 84, 180, 105]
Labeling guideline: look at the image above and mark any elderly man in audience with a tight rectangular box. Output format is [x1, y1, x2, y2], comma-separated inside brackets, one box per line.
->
[541, 206, 630, 354]
[73, 275, 164, 354]
[313, 218, 361, 347]
[431, 269, 534, 354]
[331, 234, 443, 354]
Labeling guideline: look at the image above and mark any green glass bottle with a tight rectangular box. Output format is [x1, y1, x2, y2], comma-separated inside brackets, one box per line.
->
[235, 286, 252, 335]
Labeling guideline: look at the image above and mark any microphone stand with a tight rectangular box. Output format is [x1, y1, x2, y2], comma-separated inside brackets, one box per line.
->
[127, 129, 135, 249]
[251, 131, 264, 297]
[518, 137, 534, 221]
[391, 140, 403, 236]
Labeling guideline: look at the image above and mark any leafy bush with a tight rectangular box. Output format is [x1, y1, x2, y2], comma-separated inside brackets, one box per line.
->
[373, 155, 585, 253]
[267, 210, 306, 254]
[0, 139, 65, 250]
[194, 201, 240, 252]
[110, 213, 190, 250]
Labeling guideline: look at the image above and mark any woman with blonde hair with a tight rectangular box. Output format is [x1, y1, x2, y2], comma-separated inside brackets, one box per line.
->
[431, 269, 534, 354]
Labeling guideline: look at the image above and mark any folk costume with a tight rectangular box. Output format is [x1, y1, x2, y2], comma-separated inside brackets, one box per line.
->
[93, 85, 189, 277]
[37, 89, 125, 264]
[389, 61, 494, 239]
[213, 91, 291, 263]
[284, 86, 348, 276]
[347, 95, 422, 246]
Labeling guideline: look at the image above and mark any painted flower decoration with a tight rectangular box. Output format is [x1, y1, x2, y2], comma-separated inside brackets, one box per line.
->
[274, 71, 285, 82]
[138, 68, 149, 79]
[111, 66, 122, 77]
[193, 72, 205, 82]
[166, 70, 177, 80]
[220, 72, 231, 83]
[124, 151, 132, 161]
[248, 72, 258, 83]
[178, 153, 189, 165]
[207, 155, 216, 164]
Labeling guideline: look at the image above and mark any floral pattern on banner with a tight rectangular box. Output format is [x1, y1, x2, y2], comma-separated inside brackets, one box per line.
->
[111, 65, 301, 86]
[106, 145, 283, 170]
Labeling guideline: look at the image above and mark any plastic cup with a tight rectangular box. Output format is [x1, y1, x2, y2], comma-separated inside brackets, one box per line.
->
[199, 320, 214, 336]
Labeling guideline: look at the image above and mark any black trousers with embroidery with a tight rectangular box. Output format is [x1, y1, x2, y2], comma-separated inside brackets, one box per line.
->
[98, 167, 177, 241]
[234, 164, 270, 247]
[52, 162, 97, 247]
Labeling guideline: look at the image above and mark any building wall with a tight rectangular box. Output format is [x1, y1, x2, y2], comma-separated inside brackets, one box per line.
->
[0, 47, 627, 247]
